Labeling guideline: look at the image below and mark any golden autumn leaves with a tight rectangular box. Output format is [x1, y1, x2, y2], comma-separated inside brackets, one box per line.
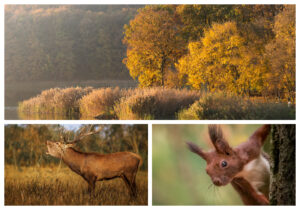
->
[123, 5, 295, 101]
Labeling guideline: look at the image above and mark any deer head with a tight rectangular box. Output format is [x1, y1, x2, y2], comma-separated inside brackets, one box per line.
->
[46, 125, 103, 159]
[186, 125, 270, 186]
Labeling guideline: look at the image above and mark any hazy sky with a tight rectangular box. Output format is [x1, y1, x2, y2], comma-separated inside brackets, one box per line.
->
[62, 124, 81, 131]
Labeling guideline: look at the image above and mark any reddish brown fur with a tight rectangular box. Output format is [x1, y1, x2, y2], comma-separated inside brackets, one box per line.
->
[187, 125, 271, 205]
[46, 141, 142, 197]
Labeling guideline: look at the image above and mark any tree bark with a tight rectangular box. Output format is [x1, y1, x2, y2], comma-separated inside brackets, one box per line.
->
[270, 125, 295, 205]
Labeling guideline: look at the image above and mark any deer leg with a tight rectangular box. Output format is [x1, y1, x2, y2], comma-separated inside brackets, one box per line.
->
[231, 177, 269, 205]
[124, 172, 137, 197]
[83, 175, 96, 195]
[121, 174, 131, 194]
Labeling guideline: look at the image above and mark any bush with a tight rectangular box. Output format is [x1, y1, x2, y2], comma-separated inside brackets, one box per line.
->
[19, 87, 93, 116]
[178, 93, 295, 120]
[79, 87, 123, 118]
[114, 88, 201, 120]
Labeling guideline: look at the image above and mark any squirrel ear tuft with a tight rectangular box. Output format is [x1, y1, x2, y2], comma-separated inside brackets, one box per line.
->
[208, 125, 233, 155]
[186, 141, 208, 161]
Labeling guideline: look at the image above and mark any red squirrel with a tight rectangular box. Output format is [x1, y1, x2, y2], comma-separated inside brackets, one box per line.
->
[187, 125, 270, 205]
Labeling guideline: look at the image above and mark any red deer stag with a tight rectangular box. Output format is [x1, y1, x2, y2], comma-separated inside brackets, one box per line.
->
[46, 125, 142, 197]
[187, 125, 270, 205]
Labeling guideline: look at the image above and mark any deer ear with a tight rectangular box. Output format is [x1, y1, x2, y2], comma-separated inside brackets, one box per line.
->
[235, 125, 271, 164]
[208, 125, 233, 155]
[186, 141, 208, 161]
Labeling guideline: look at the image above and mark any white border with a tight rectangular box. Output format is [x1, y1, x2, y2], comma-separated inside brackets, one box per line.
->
[1, 0, 299, 209]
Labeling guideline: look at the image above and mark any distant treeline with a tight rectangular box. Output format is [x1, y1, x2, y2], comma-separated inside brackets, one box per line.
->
[5, 5, 142, 82]
[5, 124, 148, 170]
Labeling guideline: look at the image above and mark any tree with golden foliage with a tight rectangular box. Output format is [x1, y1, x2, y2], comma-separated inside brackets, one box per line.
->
[177, 22, 266, 95]
[123, 6, 186, 87]
[265, 5, 295, 101]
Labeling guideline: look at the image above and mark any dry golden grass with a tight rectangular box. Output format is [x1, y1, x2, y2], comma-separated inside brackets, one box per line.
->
[19, 87, 92, 116]
[178, 93, 295, 120]
[18, 87, 295, 120]
[5, 165, 148, 205]
[79, 87, 122, 118]
[114, 88, 201, 120]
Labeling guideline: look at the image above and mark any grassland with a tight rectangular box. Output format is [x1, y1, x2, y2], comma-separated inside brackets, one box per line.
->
[18, 87, 295, 120]
[5, 165, 148, 205]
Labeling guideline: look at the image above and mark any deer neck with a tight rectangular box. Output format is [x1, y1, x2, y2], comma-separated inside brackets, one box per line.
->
[61, 148, 85, 174]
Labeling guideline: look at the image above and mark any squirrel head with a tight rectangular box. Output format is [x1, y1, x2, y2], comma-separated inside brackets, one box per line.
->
[187, 125, 270, 186]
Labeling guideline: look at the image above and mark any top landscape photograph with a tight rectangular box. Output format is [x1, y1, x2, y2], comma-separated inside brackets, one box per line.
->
[5, 5, 295, 120]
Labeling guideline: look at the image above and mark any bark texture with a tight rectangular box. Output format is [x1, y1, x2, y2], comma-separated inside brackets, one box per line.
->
[270, 124, 295, 205]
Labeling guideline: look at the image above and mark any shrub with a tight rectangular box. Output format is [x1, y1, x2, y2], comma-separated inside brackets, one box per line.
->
[19, 87, 93, 116]
[178, 93, 295, 120]
[79, 87, 123, 118]
[114, 88, 201, 120]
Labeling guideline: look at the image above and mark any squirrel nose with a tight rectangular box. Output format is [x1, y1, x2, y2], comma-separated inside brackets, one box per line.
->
[213, 178, 222, 186]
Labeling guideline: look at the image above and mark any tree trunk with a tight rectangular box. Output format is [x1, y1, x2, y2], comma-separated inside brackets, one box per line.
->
[161, 57, 166, 87]
[270, 125, 295, 205]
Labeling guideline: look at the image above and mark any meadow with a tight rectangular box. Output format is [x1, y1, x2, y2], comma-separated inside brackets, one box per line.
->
[5, 165, 148, 205]
[18, 87, 295, 120]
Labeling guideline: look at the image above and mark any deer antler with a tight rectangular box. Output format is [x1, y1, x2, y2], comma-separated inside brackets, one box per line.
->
[68, 125, 103, 144]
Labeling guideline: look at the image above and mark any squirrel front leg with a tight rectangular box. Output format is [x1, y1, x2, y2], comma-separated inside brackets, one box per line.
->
[231, 177, 269, 205]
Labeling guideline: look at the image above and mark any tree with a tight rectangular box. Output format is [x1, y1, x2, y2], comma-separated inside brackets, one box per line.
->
[123, 6, 186, 87]
[176, 21, 265, 95]
[270, 125, 295, 205]
[265, 5, 295, 101]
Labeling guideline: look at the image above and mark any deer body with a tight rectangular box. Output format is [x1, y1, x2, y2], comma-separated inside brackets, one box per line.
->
[187, 125, 271, 205]
[47, 141, 141, 197]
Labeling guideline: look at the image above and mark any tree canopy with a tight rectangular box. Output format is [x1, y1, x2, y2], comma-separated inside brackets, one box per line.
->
[123, 4, 294, 100]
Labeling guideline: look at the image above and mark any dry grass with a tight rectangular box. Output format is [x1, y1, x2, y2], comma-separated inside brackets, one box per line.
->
[178, 93, 295, 120]
[19, 87, 93, 116]
[79, 87, 123, 118]
[18, 87, 295, 120]
[5, 165, 148, 205]
[114, 88, 201, 120]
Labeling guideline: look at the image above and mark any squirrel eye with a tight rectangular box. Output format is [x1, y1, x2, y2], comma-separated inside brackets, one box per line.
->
[221, 160, 227, 167]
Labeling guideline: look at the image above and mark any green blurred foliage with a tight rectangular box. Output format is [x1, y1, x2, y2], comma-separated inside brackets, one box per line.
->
[152, 124, 270, 205]
[5, 124, 148, 171]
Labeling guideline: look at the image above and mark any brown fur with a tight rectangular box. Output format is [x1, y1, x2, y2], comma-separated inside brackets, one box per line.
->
[187, 125, 271, 205]
[46, 141, 142, 197]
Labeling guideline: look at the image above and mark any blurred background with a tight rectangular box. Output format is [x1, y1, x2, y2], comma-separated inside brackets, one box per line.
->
[152, 124, 271, 205]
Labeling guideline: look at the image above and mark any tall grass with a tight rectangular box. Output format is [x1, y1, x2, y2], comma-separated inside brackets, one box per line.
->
[79, 87, 123, 119]
[19, 87, 92, 116]
[114, 88, 201, 120]
[5, 165, 148, 205]
[178, 93, 295, 120]
[18, 87, 295, 120]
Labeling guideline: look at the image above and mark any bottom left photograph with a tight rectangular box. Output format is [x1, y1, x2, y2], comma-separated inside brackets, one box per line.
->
[4, 124, 148, 205]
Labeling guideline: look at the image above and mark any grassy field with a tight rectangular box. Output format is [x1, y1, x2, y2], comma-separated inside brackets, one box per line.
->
[5, 165, 148, 205]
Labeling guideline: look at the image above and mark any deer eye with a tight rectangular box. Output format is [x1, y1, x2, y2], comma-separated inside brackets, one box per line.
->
[221, 160, 227, 167]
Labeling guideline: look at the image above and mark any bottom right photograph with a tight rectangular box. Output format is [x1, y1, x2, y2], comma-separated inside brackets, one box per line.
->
[152, 124, 295, 205]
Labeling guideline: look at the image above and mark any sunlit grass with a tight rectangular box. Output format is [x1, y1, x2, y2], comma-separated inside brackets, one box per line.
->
[79, 87, 123, 119]
[178, 93, 295, 120]
[18, 87, 295, 120]
[5, 165, 148, 205]
[19, 87, 92, 117]
[114, 88, 201, 120]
